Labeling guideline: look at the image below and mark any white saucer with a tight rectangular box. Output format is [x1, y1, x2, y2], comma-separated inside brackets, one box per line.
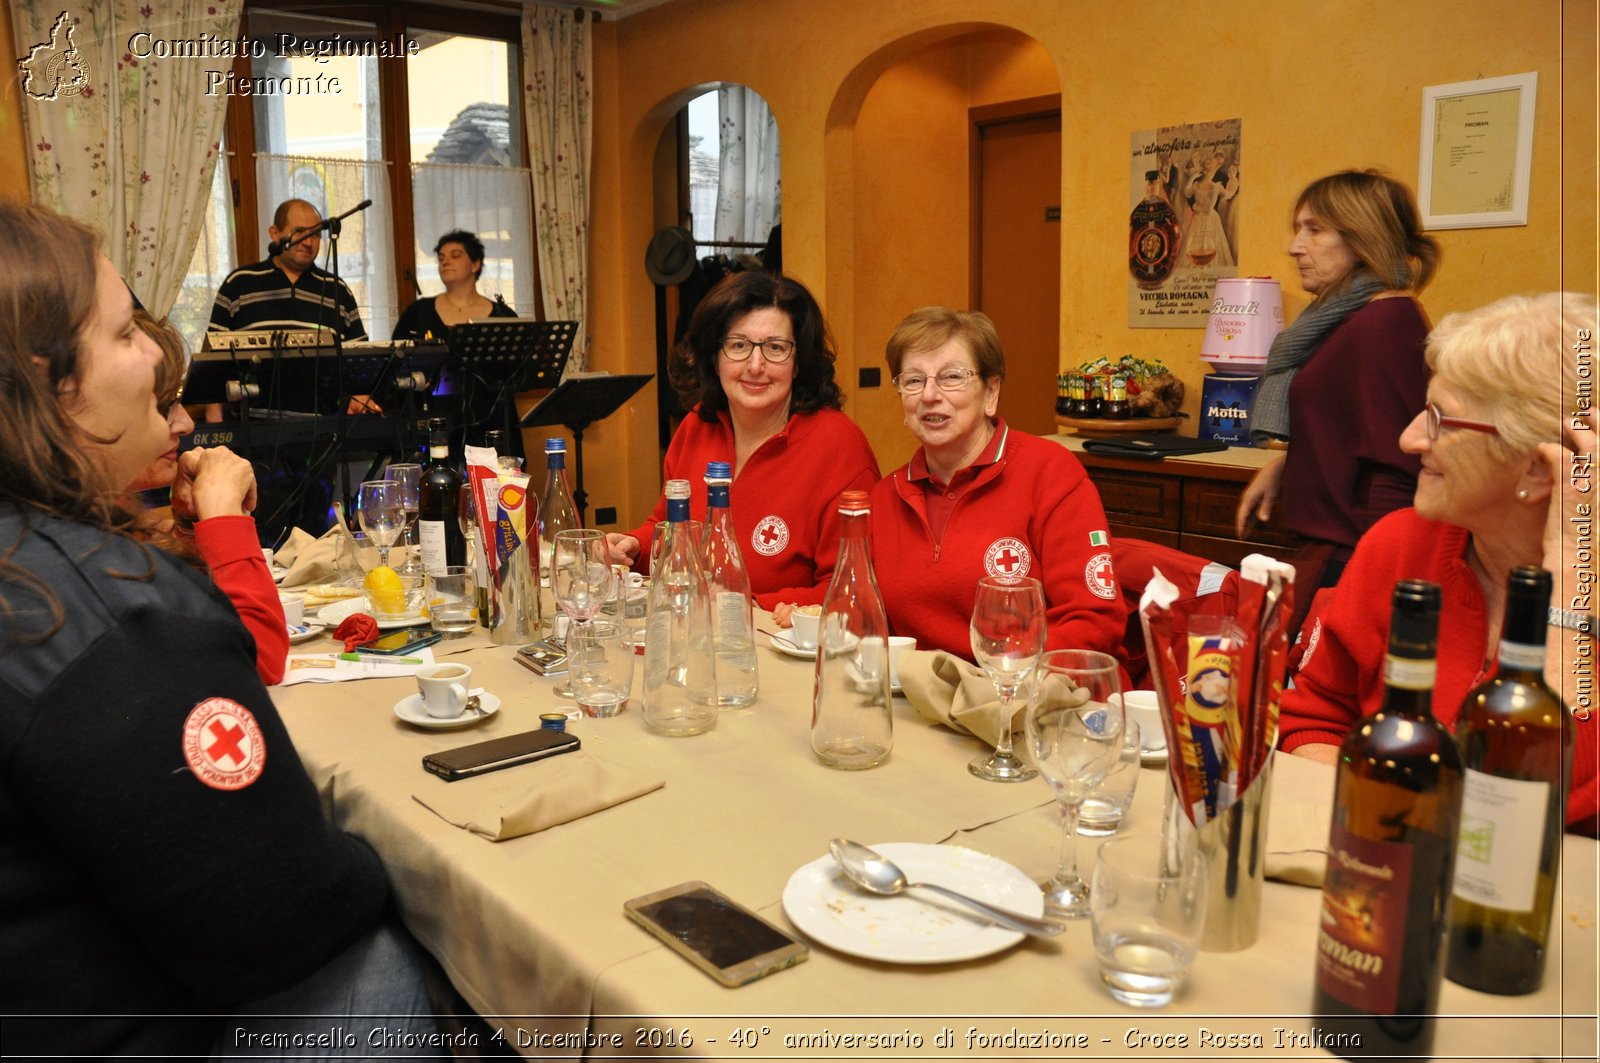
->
[318, 596, 427, 631]
[768, 632, 817, 659]
[1140, 743, 1169, 767]
[287, 620, 328, 644]
[394, 692, 501, 730]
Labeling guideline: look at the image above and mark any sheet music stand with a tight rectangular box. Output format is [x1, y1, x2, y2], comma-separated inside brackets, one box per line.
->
[445, 319, 578, 454]
[520, 373, 653, 521]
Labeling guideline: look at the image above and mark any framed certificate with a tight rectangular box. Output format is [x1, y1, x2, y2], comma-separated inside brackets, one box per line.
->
[1418, 72, 1537, 229]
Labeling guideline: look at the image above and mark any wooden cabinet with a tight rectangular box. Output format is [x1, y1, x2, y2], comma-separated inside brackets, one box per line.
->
[1053, 436, 1297, 569]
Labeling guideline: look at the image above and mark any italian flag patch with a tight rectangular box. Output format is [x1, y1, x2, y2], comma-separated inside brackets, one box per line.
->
[1089, 530, 1108, 547]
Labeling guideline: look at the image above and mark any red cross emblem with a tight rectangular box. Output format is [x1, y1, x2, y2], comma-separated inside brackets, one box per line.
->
[1084, 551, 1117, 600]
[750, 515, 790, 557]
[182, 698, 266, 791]
[983, 537, 1031, 580]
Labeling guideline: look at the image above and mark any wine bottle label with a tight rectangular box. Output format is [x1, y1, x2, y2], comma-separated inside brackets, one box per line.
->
[1316, 826, 1413, 1013]
[1453, 769, 1549, 912]
[418, 520, 447, 576]
[1383, 654, 1436, 690]
[1496, 639, 1544, 672]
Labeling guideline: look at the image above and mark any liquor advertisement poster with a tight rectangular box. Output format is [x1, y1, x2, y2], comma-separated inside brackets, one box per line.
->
[1128, 118, 1242, 327]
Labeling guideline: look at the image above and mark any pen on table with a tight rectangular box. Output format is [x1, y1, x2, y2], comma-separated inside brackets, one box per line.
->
[338, 651, 425, 664]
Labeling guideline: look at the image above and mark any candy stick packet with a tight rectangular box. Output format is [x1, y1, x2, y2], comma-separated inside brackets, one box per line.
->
[1138, 568, 1213, 827]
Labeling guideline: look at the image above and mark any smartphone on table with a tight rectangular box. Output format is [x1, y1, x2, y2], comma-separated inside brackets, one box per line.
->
[364, 629, 443, 655]
[421, 728, 580, 781]
[623, 881, 808, 986]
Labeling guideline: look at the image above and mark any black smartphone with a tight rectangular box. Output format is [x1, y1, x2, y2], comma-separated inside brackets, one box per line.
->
[421, 728, 580, 781]
[623, 882, 808, 987]
[364, 629, 443, 655]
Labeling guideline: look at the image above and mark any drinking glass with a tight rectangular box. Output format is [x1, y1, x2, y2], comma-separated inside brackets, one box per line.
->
[569, 619, 634, 717]
[1090, 832, 1208, 1006]
[357, 480, 404, 569]
[553, 529, 613, 697]
[968, 575, 1046, 782]
[1078, 720, 1142, 836]
[1024, 648, 1125, 917]
[385, 463, 423, 576]
[426, 566, 477, 637]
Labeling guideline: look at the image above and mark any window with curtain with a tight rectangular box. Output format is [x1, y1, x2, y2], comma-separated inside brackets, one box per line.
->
[685, 85, 781, 251]
[171, 140, 238, 351]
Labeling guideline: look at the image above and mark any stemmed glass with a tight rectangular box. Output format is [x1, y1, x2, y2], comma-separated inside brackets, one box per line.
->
[386, 463, 422, 576]
[1024, 649, 1126, 917]
[968, 575, 1047, 782]
[357, 480, 405, 569]
[552, 529, 613, 697]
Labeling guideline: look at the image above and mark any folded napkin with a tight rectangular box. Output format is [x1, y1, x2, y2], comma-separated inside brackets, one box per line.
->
[278, 525, 341, 588]
[413, 753, 664, 841]
[1262, 751, 1335, 887]
[897, 649, 1019, 748]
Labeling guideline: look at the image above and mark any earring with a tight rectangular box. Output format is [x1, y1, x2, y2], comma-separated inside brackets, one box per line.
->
[1517, 489, 1529, 500]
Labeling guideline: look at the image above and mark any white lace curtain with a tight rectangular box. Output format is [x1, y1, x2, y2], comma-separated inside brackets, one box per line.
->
[12, 0, 242, 315]
[411, 162, 537, 316]
[713, 85, 782, 246]
[254, 153, 397, 340]
[521, 3, 593, 372]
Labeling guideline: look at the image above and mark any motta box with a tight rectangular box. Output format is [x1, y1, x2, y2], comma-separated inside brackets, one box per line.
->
[1199, 373, 1260, 445]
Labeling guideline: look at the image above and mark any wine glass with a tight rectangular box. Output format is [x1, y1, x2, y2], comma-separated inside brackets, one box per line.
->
[552, 529, 613, 698]
[356, 480, 404, 569]
[1025, 649, 1126, 917]
[968, 575, 1047, 782]
[386, 463, 422, 576]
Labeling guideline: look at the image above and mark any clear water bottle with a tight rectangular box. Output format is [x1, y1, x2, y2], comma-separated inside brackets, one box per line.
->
[811, 490, 893, 769]
[642, 479, 718, 736]
[700, 461, 758, 708]
[537, 437, 580, 588]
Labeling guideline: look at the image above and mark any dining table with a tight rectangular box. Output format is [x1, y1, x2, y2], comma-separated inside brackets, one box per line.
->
[270, 613, 1598, 1061]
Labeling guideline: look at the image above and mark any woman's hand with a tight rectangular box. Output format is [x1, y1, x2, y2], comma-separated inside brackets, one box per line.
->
[605, 532, 640, 567]
[171, 446, 257, 524]
[1235, 451, 1287, 538]
[1291, 742, 1341, 766]
[771, 602, 796, 628]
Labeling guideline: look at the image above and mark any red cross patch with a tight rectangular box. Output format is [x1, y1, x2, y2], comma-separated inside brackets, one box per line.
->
[182, 698, 267, 791]
[1084, 551, 1117, 600]
[983, 537, 1031, 579]
[750, 515, 790, 557]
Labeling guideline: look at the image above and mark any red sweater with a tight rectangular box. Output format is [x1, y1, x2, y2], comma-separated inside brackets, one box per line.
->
[626, 407, 880, 610]
[1282, 297, 1428, 548]
[869, 423, 1129, 663]
[1279, 508, 1598, 830]
[193, 516, 288, 685]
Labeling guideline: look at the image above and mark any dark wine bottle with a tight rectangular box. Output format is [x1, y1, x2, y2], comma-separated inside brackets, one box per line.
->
[417, 416, 465, 576]
[1446, 565, 1573, 994]
[1312, 579, 1464, 1061]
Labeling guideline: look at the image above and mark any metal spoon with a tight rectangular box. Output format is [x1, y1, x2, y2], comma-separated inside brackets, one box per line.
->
[828, 838, 1066, 937]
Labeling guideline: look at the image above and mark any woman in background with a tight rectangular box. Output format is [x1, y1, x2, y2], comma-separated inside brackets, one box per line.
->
[392, 229, 516, 341]
[1236, 169, 1441, 639]
[607, 271, 879, 610]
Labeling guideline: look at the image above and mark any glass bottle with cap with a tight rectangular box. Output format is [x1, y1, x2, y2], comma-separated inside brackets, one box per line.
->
[701, 461, 758, 707]
[417, 417, 465, 575]
[810, 489, 893, 769]
[537, 437, 580, 590]
[641, 479, 718, 736]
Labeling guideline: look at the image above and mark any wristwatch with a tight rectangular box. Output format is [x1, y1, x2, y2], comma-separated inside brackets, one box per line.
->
[1548, 606, 1597, 636]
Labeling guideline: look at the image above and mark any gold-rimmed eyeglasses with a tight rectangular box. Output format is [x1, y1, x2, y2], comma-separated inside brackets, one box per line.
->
[893, 367, 980, 395]
[721, 336, 796, 363]
[1424, 401, 1499, 440]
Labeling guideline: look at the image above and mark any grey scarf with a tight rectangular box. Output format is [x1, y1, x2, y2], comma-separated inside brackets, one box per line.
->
[1250, 271, 1391, 443]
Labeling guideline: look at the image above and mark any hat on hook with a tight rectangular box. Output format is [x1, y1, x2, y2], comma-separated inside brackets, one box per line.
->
[644, 226, 697, 286]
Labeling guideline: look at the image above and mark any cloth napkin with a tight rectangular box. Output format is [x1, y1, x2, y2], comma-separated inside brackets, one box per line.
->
[896, 649, 1020, 748]
[1262, 750, 1335, 887]
[413, 753, 664, 842]
[277, 525, 341, 588]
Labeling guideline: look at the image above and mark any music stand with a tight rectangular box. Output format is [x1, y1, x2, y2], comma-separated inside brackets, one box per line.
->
[520, 373, 653, 521]
[445, 319, 578, 455]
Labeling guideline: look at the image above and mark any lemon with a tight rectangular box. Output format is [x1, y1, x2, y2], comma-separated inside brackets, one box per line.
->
[364, 565, 407, 615]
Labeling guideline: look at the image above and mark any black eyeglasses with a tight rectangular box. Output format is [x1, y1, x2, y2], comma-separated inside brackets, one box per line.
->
[721, 336, 796, 363]
[1424, 401, 1499, 440]
[892, 367, 980, 395]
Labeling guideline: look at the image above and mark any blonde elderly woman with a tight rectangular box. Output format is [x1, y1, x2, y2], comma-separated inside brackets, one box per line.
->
[1278, 292, 1598, 835]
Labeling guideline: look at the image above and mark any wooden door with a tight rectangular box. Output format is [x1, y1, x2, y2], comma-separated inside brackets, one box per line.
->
[974, 104, 1061, 437]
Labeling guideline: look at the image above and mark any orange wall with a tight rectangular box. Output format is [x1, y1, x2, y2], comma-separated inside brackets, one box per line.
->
[592, 0, 1596, 528]
[0, 0, 30, 199]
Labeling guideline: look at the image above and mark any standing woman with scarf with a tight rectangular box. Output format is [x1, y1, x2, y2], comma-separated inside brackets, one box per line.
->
[1235, 169, 1441, 637]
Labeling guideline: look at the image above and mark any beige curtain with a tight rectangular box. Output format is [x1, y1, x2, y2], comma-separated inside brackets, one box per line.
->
[12, 1, 242, 315]
[714, 86, 782, 246]
[521, 3, 592, 372]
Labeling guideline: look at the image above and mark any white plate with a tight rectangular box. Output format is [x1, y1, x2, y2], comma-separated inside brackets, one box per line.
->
[768, 632, 817, 659]
[318, 596, 428, 631]
[394, 692, 501, 730]
[271, 564, 289, 584]
[287, 620, 328, 644]
[844, 660, 903, 696]
[1140, 744, 1169, 767]
[781, 842, 1042, 964]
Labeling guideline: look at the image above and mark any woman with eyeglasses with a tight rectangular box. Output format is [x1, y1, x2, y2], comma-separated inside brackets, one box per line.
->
[866, 306, 1128, 660]
[606, 270, 879, 608]
[1235, 169, 1442, 640]
[1279, 292, 1597, 833]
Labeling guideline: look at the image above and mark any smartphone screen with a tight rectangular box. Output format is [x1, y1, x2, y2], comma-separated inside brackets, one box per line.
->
[625, 883, 807, 985]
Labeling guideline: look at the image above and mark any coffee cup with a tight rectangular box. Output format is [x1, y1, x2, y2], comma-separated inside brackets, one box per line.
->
[790, 604, 822, 650]
[278, 591, 305, 627]
[1119, 690, 1165, 751]
[886, 635, 916, 687]
[261, 547, 275, 570]
[417, 663, 472, 719]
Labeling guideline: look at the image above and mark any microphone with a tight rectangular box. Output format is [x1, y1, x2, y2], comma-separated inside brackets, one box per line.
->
[268, 199, 374, 256]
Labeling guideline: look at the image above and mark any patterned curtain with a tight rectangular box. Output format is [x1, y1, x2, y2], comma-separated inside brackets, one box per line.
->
[12, 1, 242, 315]
[713, 86, 782, 246]
[521, 3, 592, 372]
